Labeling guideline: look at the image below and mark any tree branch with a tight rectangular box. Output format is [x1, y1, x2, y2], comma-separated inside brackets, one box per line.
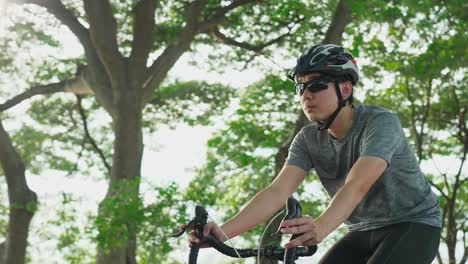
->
[141, 0, 209, 106]
[209, 25, 293, 52]
[213, 0, 259, 17]
[128, 0, 157, 82]
[427, 153, 450, 199]
[240, 53, 258, 71]
[460, 247, 467, 264]
[441, 203, 448, 229]
[460, 177, 467, 187]
[405, 78, 424, 162]
[186, 0, 208, 28]
[460, 225, 467, 264]
[14, 0, 91, 51]
[141, 44, 188, 106]
[64, 137, 86, 177]
[436, 252, 443, 264]
[322, 0, 352, 44]
[1, 81, 63, 112]
[428, 180, 449, 200]
[198, 0, 259, 32]
[420, 78, 433, 154]
[450, 85, 467, 211]
[14, 0, 115, 114]
[76, 96, 111, 173]
[452, 86, 468, 157]
[443, 170, 452, 197]
[140, 0, 266, 106]
[0, 241, 4, 262]
[0, 119, 37, 264]
[83, 0, 125, 83]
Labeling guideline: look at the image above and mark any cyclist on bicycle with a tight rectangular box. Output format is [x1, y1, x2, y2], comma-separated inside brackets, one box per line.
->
[188, 44, 441, 264]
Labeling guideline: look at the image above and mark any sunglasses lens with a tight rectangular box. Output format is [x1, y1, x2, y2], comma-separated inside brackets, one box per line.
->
[307, 79, 329, 92]
[294, 78, 330, 97]
[295, 83, 305, 96]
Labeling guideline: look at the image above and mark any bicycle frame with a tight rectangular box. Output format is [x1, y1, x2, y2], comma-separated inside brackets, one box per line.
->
[172, 197, 317, 263]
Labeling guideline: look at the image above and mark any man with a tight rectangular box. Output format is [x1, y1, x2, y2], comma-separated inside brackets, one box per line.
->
[188, 44, 441, 263]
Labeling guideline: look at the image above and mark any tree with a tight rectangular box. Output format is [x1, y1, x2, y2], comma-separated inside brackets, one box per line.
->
[0, 121, 37, 264]
[0, 0, 319, 263]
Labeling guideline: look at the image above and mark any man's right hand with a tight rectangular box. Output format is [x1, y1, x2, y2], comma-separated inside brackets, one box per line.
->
[186, 222, 228, 248]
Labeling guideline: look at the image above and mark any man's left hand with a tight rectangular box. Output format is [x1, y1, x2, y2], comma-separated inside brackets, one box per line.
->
[279, 216, 325, 249]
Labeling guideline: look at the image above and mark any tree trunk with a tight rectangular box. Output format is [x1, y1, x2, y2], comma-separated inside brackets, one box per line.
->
[258, 1, 353, 263]
[96, 85, 143, 264]
[445, 199, 457, 264]
[0, 120, 37, 264]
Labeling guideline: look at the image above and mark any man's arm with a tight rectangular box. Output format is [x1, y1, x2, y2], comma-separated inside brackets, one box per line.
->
[281, 156, 387, 247]
[220, 165, 307, 239]
[187, 165, 307, 246]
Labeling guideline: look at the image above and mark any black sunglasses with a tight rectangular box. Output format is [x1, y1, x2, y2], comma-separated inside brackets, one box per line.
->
[294, 78, 331, 96]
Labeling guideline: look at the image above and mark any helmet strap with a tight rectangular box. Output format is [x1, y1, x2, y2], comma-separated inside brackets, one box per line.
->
[317, 81, 348, 131]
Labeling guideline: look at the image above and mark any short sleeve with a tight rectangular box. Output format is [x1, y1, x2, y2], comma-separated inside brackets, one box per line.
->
[285, 129, 313, 172]
[360, 113, 404, 164]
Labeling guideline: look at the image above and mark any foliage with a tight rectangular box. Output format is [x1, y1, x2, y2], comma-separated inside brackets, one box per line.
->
[45, 192, 95, 264]
[10, 79, 237, 177]
[89, 179, 187, 263]
[192, 0, 332, 72]
[0, 3, 77, 102]
[91, 178, 144, 252]
[355, 3, 467, 161]
[11, 95, 114, 176]
[136, 182, 188, 264]
[145, 80, 236, 130]
[352, 1, 467, 262]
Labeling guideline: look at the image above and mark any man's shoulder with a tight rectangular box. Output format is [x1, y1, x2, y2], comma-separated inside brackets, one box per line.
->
[300, 123, 319, 134]
[355, 105, 405, 142]
[359, 104, 393, 115]
[358, 105, 398, 122]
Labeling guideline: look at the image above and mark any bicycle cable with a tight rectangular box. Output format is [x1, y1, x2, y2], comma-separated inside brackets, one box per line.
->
[207, 214, 243, 260]
[257, 210, 286, 263]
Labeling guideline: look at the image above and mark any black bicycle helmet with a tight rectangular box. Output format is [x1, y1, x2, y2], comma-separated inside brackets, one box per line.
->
[289, 44, 359, 84]
[288, 44, 359, 130]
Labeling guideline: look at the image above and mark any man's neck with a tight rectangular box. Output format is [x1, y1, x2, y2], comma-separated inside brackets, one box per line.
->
[327, 105, 355, 140]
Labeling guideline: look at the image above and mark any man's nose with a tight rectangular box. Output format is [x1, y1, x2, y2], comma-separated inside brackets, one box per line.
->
[301, 88, 313, 100]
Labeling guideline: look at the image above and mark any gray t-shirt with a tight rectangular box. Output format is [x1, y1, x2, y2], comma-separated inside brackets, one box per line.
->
[286, 105, 441, 231]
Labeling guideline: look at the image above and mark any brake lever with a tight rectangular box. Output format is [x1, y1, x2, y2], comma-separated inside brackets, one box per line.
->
[272, 197, 302, 236]
[171, 205, 209, 238]
[170, 219, 195, 238]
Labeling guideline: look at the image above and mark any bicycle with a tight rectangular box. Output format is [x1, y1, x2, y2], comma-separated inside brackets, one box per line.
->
[171, 197, 317, 263]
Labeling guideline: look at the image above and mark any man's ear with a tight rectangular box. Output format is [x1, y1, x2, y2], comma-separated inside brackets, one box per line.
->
[341, 81, 353, 101]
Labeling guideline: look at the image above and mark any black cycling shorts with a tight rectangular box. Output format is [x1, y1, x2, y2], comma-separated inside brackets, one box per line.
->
[318, 222, 441, 264]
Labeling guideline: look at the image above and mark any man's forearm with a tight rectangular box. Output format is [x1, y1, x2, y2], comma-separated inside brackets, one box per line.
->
[315, 157, 387, 237]
[220, 186, 289, 239]
[314, 179, 366, 237]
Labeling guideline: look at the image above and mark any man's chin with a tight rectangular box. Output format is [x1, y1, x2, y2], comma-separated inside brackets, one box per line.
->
[306, 114, 322, 123]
